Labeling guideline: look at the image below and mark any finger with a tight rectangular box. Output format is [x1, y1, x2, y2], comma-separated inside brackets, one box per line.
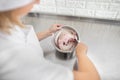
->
[57, 25, 63, 30]
[56, 24, 63, 28]
[57, 27, 62, 30]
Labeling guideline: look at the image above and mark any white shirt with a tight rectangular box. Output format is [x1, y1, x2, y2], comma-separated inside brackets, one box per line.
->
[0, 25, 73, 80]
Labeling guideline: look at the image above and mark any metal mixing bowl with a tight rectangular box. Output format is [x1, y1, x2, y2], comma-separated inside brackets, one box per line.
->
[53, 26, 80, 60]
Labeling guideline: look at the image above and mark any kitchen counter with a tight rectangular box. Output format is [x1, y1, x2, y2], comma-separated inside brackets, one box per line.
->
[40, 36, 77, 70]
[23, 14, 120, 80]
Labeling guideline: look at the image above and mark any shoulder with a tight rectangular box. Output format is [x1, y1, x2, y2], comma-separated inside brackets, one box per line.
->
[0, 44, 43, 65]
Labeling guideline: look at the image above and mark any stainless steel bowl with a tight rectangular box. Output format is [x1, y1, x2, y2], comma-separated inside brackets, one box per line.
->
[53, 26, 80, 60]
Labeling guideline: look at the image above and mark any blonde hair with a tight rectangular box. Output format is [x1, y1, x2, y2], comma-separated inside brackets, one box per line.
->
[0, 10, 25, 33]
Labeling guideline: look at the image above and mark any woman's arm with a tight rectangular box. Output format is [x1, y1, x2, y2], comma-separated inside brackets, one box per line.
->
[36, 29, 52, 41]
[37, 24, 62, 41]
[73, 43, 101, 80]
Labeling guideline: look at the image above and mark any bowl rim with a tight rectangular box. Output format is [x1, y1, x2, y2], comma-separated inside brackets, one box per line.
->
[53, 26, 80, 53]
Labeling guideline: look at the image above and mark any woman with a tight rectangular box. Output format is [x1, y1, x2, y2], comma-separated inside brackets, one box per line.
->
[0, 0, 100, 80]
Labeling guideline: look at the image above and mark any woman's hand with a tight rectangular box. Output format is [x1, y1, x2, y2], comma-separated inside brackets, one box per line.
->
[75, 42, 88, 57]
[36, 24, 63, 41]
[49, 24, 62, 34]
[74, 42, 101, 80]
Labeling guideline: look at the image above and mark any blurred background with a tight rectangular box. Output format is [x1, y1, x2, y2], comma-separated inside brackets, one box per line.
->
[23, 0, 120, 80]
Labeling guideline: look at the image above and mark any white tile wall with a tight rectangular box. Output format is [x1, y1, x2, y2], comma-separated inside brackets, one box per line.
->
[95, 10, 118, 19]
[75, 9, 95, 17]
[86, 2, 109, 10]
[56, 0, 66, 7]
[66, 0, 86, 8]
[117, 12, 120, 20]
[31, 0, 120, 20]
[56, 7, 74, 16]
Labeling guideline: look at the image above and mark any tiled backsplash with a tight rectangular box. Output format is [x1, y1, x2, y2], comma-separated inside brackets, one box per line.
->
[31, 0, 120, 20]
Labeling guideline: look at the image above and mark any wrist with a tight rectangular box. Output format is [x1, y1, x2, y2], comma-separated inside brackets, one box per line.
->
[76, 52, 86, 59]
[47, 29, 53, 36]
[75, 50, 87, 57]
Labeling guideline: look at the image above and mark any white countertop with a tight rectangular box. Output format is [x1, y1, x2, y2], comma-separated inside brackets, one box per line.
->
[40, 36, 77, 70]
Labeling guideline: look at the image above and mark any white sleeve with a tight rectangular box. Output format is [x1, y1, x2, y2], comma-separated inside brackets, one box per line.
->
[0, 46, 74, 80]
